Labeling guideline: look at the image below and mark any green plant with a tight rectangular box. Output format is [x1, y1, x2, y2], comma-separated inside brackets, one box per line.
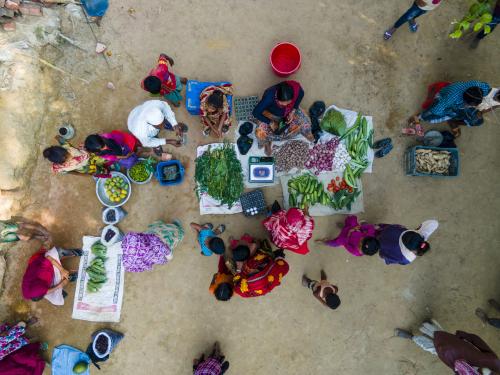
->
[449, 0, 495, 39]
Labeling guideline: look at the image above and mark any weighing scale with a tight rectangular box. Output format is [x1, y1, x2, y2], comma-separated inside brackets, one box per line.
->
[248, 156, 275, 183]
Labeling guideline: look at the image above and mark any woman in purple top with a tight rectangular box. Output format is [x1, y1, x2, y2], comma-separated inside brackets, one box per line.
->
[318, 215, 379, 257]
[376, 220, 439, 265]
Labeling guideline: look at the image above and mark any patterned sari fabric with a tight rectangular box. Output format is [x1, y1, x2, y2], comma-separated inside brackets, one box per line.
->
[199, 84, 233, 135]
[0, 323, 29, 361]
[255, 108, 312, 146]
[51, 142, 109, 177]
[233, 251, 289, 298]
[263, 208, 314, 255]
[0, 342, 45, 375]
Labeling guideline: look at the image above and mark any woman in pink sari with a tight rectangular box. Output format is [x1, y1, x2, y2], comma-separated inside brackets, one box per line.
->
[84, 130, 139, 169]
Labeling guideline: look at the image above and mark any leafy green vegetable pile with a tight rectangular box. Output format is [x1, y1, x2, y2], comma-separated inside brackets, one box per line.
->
[195, 142, 244, 208]
[320, 109, 347, 136]
[87, 241, 108, 293]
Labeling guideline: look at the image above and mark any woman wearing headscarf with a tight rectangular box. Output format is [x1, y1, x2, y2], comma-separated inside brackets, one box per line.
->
[121, 219, 184, 272]
[84, 130, 140, 169]
[263, 205, 314, 255]
[199, 84, 233, 138]
[252, 81, 314, 155]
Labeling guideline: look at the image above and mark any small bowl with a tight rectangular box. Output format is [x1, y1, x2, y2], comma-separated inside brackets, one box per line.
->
[127, 158, 153, 185]
[96, 171, 132, 208]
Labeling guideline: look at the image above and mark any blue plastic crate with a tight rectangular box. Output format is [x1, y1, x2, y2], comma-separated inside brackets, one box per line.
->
[185, 80, 233, 116]
[155, 160, 185, 186]
[405, 146, 459, 177]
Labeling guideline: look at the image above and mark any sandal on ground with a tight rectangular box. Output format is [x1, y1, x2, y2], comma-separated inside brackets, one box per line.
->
[202, 223, 214, 230]
[372, 138, 392, 149]
[69, 273, 78, 283]
[221, 125, 230, 134]
[409, 21, 419, 33]
[475, 308, 489, 324]
[203, 128, 211, 137]
[383, 30, 393, 40]
[375, 143, 393, 158]
[402, 127, 417, 135]
[215, 224, 226, 234]
[415, 123, 424, 137]
[394, 328, 413, 339]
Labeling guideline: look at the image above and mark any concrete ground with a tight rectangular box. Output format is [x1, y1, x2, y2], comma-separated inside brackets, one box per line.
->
[0, 0, 499, 374]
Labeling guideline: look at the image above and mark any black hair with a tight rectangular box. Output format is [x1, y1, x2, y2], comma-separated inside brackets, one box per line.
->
[207, 90, 224, 109]
[43, 146, 69, 164]
[144, 76, 162, 94]
[31, 296, 43, 302]
[401, 231, 430, 256]
[232, 245, 250, 262]
[214, 283, 233, 301]
[361, 237, 380, 256]
[325, 293, 341, 310]
[84, 134, 106, 152]
[209, 237, 225, 255]
[276, 82, 294, 102]
[463, 87, 484, 106]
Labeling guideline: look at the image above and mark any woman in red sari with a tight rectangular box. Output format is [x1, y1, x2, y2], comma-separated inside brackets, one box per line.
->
[263, 206, 314, 255]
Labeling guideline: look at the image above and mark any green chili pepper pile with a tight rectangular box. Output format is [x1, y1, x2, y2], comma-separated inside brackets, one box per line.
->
[128, 158, 155, 182]
[195, 142, 244, 208]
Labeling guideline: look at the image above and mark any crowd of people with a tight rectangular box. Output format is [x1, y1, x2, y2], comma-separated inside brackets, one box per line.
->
[1, 2, 500, 372]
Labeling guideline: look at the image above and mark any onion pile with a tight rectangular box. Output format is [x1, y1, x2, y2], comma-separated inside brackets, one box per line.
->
[332, 142, 351, 171]
[272, 140, 310, 173]
[305, 138, 340, 175]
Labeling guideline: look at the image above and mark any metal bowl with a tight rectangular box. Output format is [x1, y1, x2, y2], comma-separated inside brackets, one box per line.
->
[126, 158, 153, 185]
[95, 171, 132, 208]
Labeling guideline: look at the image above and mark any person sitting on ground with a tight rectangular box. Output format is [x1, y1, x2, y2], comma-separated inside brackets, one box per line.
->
[193, 342, 230, 375]
[199, 84, 233, 138]
[0, 318, 42, 362]
[384, 0, 442, 40]
[317, 215, 379, 257]
[0, 217, 50, 245]
[22, 246, 82, 306]
[376, 219, 438, 266]
[121, 219, 184, 272]
[43, 136, 110, 177]
[209, 256, 234, 302]
[190, 222, 226, 256]
[395, 320, 500, 374]
[252, 81, 314, 155]
[411, 81, 491, 137]
[302, 270, 341, 310]
[476, 299, 500, 329]
[226, 234, 258, 274]
[142, 54, 188, 107]
[127, 100, 185, 151]
[262, 202, 314, 255]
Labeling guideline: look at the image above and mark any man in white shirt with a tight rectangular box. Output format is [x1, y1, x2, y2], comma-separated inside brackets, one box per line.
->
[127, 100, 183, 149]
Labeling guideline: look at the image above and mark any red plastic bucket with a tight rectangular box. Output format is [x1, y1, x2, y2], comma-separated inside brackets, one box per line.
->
[270, 42, 301, 77]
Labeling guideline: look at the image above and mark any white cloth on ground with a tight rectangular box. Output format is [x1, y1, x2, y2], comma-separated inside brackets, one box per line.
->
[44, 247, 64, 306]
[127, 100, 178, 148]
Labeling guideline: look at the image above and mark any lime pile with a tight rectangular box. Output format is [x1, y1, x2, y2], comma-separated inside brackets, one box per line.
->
[104, 176, 128, 203]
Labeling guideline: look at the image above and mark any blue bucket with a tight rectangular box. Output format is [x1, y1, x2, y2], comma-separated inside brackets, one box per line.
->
[155, 160, 185, 186]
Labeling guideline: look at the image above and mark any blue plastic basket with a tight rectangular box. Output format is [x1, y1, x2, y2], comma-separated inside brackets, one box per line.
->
[155, 160, 185, 186]
[185, 80, 233, 116]
[405, 146, 459, 177]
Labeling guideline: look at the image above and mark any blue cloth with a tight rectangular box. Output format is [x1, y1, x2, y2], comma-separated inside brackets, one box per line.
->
[198, 229, 216, 256]
[252, 84, 304, 124]
[52, 345, 90, 375]
[186, 80, 232, 116]
[393, 2, 427, 29]
[377, 225, 410, 265]
[420, 81, 490, 124]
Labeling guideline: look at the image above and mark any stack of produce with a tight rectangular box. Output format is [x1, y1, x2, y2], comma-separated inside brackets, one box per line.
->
[128, 158, 154, 183]
[304, 138, 340, 175]
[104, 176, 129, 203]
[195, 142, 244, 208]
[416, 149, 451, 175]
[287, 174, 331, 209]
[272, 140, 310, 173]
[86, 241, 108, 293]
[327, 177, 353, 194]
[342, 114, 373, 187]
[331, 142, 351, 171]
[320, 109, 347, 136]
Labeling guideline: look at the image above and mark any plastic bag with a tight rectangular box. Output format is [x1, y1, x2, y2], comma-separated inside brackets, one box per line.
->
[86, 329, 124, 369]
[100, 225, 123, 246]
[237, 135, 253, 155]
[238, 121, 254, 136]
[102, 207, 127, 225]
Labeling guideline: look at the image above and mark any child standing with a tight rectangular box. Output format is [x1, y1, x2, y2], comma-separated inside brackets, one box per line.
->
[302, 270, 341, 310]
[141, 54, 188, 107]
[190, 222, 226, 256]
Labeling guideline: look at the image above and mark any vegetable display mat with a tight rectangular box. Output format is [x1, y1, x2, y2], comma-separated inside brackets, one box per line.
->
[197, 143, 243, 215]
[72, 236, 125, 323]
[280, 172, 364, 216]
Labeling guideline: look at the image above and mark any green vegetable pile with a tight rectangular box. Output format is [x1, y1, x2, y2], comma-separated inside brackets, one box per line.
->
[288, 173, 361, 211]
[342, 114, 373, 188]
[320, 109, 346, 136]
[86, 241, 108, 293]
[128, 158, 154, 182]
[195, 142, 244, 208]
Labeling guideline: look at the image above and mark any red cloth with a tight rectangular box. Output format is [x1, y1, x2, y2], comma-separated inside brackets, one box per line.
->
[141, 55, 177, 95]
[101, 130, 138, 152]
[263, 208, 314, 255]
[421, 81, 451, 110]
[0, 343, 45, 375]
[21, 249, 54, 300]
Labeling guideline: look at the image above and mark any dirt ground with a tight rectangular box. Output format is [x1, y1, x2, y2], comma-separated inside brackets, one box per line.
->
[0, 0, 499, 374]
